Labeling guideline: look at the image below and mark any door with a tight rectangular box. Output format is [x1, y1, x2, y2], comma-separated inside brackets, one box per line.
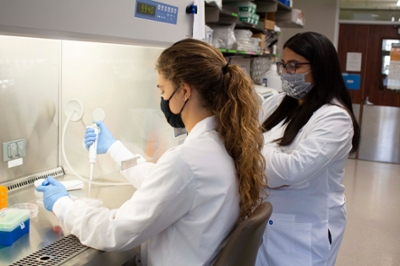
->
[338, 24, 400, 163]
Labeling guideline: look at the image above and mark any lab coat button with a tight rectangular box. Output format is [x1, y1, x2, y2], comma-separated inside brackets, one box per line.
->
[269, 220, 273, 225]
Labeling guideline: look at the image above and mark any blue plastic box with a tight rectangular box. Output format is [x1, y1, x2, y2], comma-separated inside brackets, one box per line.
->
[278, 0, 291, 7]
[0, 208, 30, 246]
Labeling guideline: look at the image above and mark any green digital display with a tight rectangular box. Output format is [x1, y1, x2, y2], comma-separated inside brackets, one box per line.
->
[137, 2, 156, 17]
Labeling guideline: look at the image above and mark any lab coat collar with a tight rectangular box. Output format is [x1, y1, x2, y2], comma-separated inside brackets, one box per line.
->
[185, 116, 216, 142]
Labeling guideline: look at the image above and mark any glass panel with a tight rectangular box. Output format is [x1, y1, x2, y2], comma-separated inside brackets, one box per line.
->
[0, 35, 60, 183]
[62, 40, 179, 180]
[0, 34, 180, 184]
[381, 39, 400, 90]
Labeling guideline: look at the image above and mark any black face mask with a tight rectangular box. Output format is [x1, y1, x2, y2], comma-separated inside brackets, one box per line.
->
[160, 88, 188, 128]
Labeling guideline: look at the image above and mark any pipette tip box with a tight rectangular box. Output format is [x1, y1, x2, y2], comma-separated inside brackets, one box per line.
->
[0, 208, 30, 246]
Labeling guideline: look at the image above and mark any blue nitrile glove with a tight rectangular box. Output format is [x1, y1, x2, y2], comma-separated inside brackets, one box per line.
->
[36, 176, 69, 212]
[84, 121, 116, 154]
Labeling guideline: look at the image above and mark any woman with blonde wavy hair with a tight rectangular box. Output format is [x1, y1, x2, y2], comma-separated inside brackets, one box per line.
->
[36, 38, 267, 266]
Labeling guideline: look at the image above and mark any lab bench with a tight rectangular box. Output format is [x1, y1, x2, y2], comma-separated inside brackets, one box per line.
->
[0, 175, 139, 266]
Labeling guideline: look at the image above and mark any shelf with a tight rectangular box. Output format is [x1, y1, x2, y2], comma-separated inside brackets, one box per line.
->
[275, 21, 302, 28]
[277, 2, 291, 11]
[218, 48, 272, 57]
[254, 1, 278, 13]
[275, 9, 304, 28]
[234, 21, 265, 33]
[206, 2, 265, 33]
[207, 21, 265, 34]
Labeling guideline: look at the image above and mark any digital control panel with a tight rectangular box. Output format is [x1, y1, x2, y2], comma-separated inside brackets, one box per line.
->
[135, 0, 178, 25]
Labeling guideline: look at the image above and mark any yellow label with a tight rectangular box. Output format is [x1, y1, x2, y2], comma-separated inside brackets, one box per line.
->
[0, 186, 8, 210]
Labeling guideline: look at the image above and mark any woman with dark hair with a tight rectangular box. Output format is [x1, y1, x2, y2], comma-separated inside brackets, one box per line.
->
[256, 32, 360, 266]
[37, 38, 267, 266]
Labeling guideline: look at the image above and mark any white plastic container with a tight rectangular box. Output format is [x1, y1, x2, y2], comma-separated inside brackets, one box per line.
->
[263, 64, 282, 92]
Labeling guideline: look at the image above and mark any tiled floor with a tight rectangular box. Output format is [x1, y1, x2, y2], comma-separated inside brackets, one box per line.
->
[336, 159, 400, 266]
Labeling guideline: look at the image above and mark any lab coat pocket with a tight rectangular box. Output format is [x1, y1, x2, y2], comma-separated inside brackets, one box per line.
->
[266, 213, 312, 266]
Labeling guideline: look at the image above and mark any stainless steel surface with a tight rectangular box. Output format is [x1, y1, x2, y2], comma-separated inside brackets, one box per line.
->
[358, 105, 400, 164]
[10, 235, 89, 266]
[349, 104, 360, 159]
[3, 167, 64, 193]
[0, 175, 139, 266]
[0, 0, 193, 47]
[352, 104, 360, 123]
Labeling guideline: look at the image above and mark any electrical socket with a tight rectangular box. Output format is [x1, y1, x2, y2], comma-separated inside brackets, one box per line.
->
[3, 139, 25, 162]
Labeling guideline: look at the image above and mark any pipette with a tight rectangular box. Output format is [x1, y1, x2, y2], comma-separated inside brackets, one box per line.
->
[87, 123, 99, 196]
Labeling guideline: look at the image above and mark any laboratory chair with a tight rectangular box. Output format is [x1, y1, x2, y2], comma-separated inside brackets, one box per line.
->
[213, 201, 273, 266]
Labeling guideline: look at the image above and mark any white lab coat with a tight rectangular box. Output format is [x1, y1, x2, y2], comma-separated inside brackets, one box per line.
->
[53, 116, 240, 266]
[256, 94, 353, 266]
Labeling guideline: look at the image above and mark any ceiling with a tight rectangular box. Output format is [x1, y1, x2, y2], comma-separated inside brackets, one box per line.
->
[341, 0, 400, 9]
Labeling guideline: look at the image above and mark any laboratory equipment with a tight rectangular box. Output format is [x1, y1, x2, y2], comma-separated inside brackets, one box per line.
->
[0, 208, 30, 246]
[254, 85, 279, 100]
[263, 64, 283, 92]
[87, 123, 99, 195]
[0, 186, 7, 209]
[0, 0, 194, 263]
[0, 0, 193, 47]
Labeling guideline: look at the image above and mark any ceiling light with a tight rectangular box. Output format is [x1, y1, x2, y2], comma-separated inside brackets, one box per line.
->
[397, 0, 400, 6]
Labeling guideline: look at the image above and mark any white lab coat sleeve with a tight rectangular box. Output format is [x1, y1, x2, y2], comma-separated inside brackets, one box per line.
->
[259, 93, 285, 123]
[121, 162, 156, 189]
[53, 150, 196, 252]
[263, 107, 354, 188]
[107, 140, 144, 166]
[107, 140, 151, 188]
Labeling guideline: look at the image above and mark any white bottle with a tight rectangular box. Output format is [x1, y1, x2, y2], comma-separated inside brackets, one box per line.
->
[263, 64, 282, 92]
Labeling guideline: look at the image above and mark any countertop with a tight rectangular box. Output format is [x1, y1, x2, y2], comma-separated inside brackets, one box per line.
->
[0, 175, 140, 266]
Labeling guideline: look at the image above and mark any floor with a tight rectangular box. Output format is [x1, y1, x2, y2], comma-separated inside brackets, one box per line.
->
[335, 159, 400, 266]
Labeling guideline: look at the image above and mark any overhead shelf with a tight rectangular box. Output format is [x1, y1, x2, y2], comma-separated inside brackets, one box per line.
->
[254, 0, 278, 13]
[206, 2, 266, 33]
[218, 48, 272, 57]
[275, 8, 304, 28]
[277, 2, 292, 11]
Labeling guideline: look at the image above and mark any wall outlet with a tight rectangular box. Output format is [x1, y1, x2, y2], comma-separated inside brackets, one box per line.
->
[3, 139, 25, 162]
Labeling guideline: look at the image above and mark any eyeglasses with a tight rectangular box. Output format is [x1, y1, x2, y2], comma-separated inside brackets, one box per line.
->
[276, 62, 311, 75]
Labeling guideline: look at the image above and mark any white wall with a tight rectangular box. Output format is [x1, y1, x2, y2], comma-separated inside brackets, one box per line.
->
[277, 0, 340, 59]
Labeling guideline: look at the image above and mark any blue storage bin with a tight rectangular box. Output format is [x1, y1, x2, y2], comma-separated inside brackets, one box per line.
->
[0, 208, 30, 246]
[278, 0, 290, 7]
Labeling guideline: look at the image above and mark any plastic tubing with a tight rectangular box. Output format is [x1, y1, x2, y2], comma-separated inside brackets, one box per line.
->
[62, 111, 131, 186]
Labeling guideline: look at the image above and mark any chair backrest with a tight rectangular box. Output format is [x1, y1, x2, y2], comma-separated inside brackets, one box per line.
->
[213, 202, 273, 266]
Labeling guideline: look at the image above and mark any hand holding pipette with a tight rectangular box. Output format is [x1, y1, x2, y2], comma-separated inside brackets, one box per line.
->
[84, 122, 116, 154]
[84, 121, 117, 196]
